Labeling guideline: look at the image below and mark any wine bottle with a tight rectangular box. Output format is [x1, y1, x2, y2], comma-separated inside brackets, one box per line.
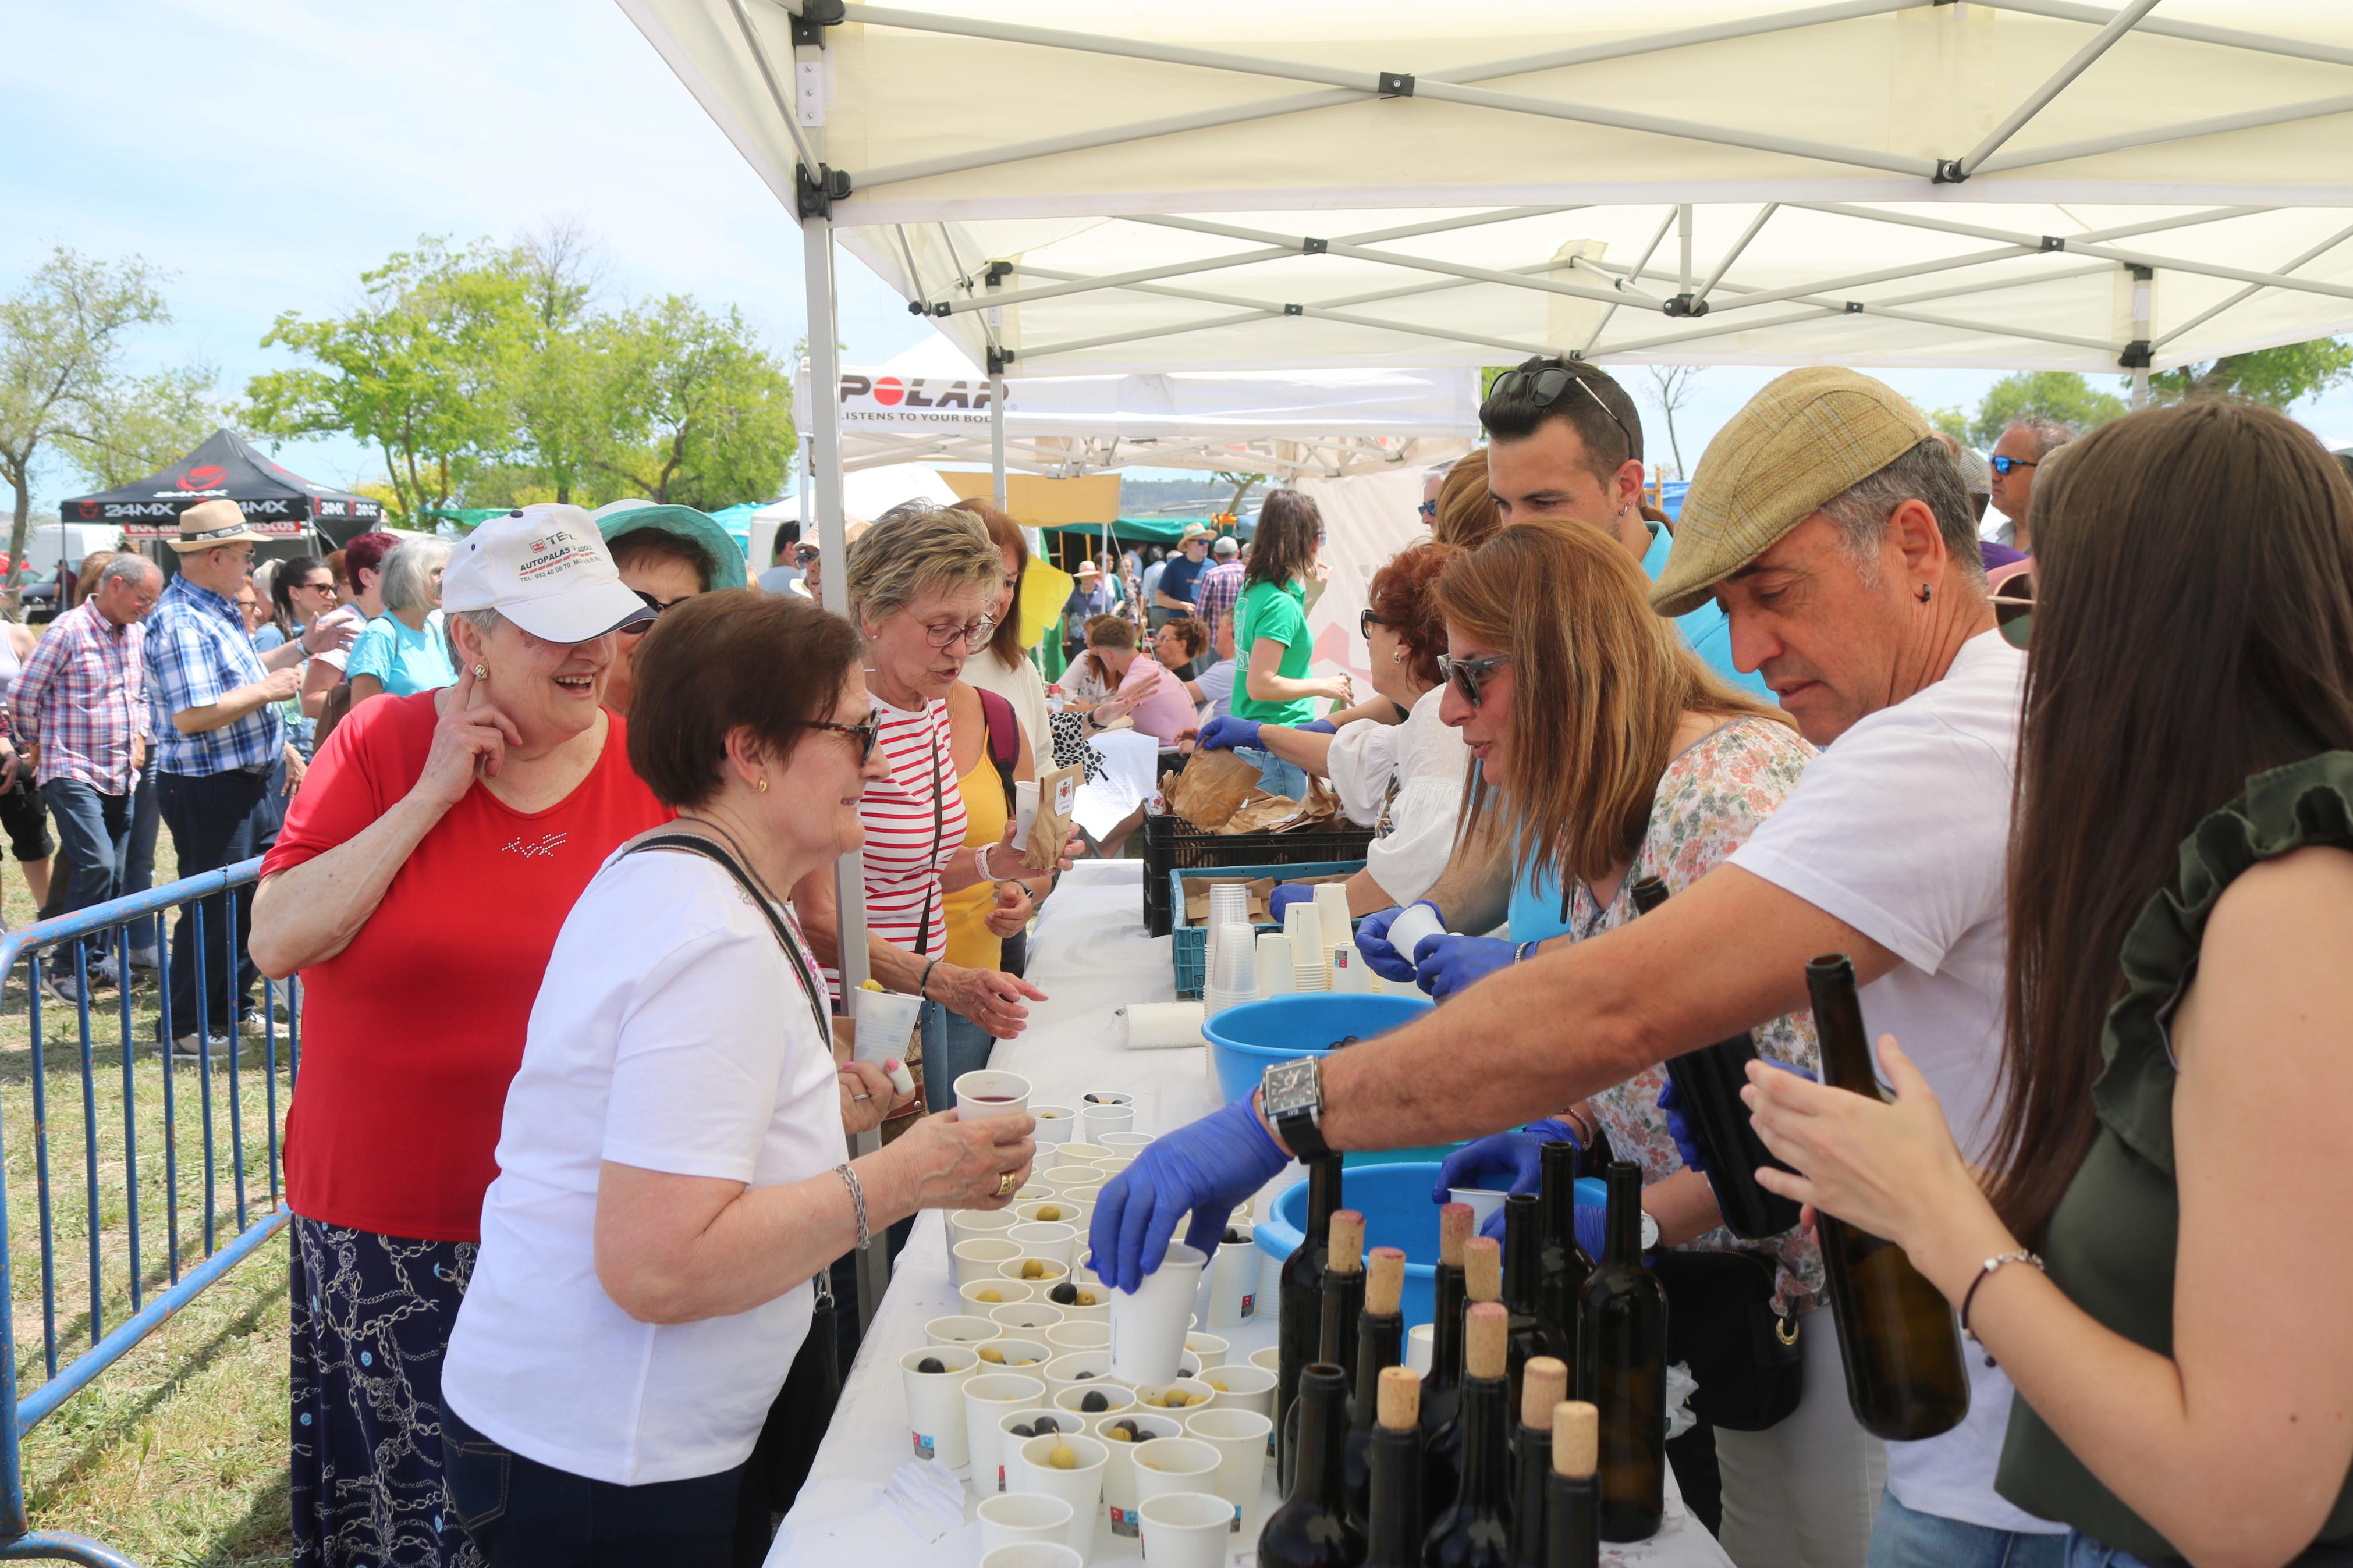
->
[1346, 1249, 1408, 1534]
[1501, 1193, 1564, 1423]
[1365, 1367, 1425, 1568]
[1260, 1363, 1368, 1568]
[1537, 1137, 1592, 1379]
[1288, 1210, 1367, 1491]
[1279, 1154, 1346, 1487]
[1430, 1233, 1502, 1513]
[1575, 1161, 1667, 1542]
[1543, 1402, 1599, 1568]
[1804, 955, 1973, 1442]
[1509, 1357, 1568, 1568]
[1627, 876, 1804, 1240]
[1422, 1301, 1515, 1568]
[1420, 1202, 1472, 1524]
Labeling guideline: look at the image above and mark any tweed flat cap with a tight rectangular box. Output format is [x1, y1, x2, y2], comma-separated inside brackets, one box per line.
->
[1650, 367, 1932, 617]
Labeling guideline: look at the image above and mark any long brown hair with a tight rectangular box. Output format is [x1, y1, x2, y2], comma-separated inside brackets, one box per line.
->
[1438, 521, 1790, 890]
[960, 497, 1031, 671]
[1432, 450, 1499, 549]
[1989, 399, 2353, 1242]
[1247, 489, 1322, 591]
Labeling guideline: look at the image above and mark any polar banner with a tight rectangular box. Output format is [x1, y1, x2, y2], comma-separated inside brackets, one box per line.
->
[830, 368, 996, 431]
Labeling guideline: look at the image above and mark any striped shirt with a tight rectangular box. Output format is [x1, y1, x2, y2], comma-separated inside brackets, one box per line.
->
[9, 600, 150, 792]
[1193, 560, 1245, 650]
[146, 573, 282, 776]
[822, 695, 967, 1000]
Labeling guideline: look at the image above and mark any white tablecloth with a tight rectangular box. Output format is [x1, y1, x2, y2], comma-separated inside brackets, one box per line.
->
[768, 861, 1730, 1568]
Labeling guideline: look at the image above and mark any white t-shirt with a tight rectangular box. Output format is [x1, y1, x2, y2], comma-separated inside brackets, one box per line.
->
[442, 848, 846, 1487]
[1727, 631, 2057, 1536]
[1326, 685, 1467, 908]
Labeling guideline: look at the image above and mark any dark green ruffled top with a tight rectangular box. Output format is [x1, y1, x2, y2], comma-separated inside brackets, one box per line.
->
[1996, 753, 2353, 1562]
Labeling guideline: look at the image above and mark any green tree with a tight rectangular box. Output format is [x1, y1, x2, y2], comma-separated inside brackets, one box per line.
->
[60, 361, 229, 488]
[1916, 403, 1971, 445]
[1213, 470, 1268, 517]
[0, 248, 173, 605]
[591, 296, 794, 509]
[247, 237, 533, 524]
[506, 219, 611, 505]
[2148, 339, 2353, 409]
[1968, 371, 2127, 447]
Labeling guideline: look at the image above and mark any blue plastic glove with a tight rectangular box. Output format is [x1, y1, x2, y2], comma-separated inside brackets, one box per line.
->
[1573, 1197, 1608, 1260]
[1269, 883, 1317, 920]
[1431, 1119, 1581, 1206]
[1196, 715, 1261, 752]
[1414, 933, 1520, 1002]
[1087, 1097, 1288, 1295]
[1355, 901, 1437, 984]
[1656, 1058, 1816, 1176]
[1298, 719, 1339, 735]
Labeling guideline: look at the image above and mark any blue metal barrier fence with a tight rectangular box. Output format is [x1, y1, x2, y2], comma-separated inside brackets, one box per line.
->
[0, 857, 293, 1566]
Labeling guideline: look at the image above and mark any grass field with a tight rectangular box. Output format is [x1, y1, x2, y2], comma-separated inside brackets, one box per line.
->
[0, 849, 296, 1566]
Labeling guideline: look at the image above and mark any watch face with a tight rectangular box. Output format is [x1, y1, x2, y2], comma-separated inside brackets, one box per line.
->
[1640, 1211, 1662, 1252]
[1262, 1058, 1319, 1117]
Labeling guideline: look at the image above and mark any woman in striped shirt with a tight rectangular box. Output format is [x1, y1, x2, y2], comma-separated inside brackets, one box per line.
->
[794, 503, 1073, 1110]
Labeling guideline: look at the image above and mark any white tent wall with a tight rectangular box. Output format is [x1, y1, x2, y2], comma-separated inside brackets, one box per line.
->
[1291, 468, 1433, 700]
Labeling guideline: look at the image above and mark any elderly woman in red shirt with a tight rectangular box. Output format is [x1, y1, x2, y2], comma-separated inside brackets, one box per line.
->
[250, 507, 665, 1568]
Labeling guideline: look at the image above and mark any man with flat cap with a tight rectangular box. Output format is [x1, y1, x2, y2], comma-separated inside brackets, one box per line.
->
[1091, 368, 2068, 1566]
[145, 499, 357, 1057]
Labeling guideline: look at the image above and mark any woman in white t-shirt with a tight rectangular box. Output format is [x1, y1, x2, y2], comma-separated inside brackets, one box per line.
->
[439, 593, 1037, 1565]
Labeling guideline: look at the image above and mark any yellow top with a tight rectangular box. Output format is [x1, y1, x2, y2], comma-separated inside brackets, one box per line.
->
[943, 751, 1010, 970]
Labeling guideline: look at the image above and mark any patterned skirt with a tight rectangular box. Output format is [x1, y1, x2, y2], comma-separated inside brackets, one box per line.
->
[290, 1215, 483, 1568]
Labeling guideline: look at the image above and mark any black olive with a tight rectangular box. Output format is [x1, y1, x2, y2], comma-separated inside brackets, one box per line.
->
[1048, 1281, 1078, 1304]
[1009, 1422, 1035, 1439]
[1080, 1390, 1108, 1412]
[916, 1357, 944, 1374]
[1131, 1428, 1155, 1443]
[1223, 1227, 1247, 1245]
[1033, 1415, 1059, 1434]
[1074, 1370, 1094, 1381]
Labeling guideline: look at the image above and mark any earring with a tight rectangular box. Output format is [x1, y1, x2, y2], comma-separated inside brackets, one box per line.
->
[473, 663, 488, 678]
[755, 777, 770, 794]
[1391, 649, 1404, 663]
[1917, 584, 1932, 603]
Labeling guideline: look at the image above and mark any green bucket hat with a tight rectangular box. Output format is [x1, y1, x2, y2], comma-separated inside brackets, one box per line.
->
[594, 503, 749, 592]
[1649, 367, 1932, 618]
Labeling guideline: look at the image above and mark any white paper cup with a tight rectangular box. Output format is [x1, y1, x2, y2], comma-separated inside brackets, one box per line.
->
[1030, 1105, 1076, 1144]
[962, 1278, 1031, 1312]
[1129, 1435, 1222, 1526]
[1078, 1103, 1136, 1144]
[957, 1070, 1033, 1121]
[998, 1255, 1070, 1288]
[1330, 942, 1373, 992]
[849, 987, 924, 1065]
[956, 1238, 1024, 1287]
[1013, 779, 1041, 847]
[1038, 1164, 1106, 1192]
[1079, 1090, 1133, 1108]
[1199, 1361, 1277, 1429]
[990, 1302, 1065, 1335]
[900, 1345, 979, 1467]
[1184, 1331, 1229, 1370]
[998, 1407, 1076, 1494]
[1055, 1142, 1115, 1162]
[1256, 931, 1296, 996]
[1098, 1132, 1154, 1154]
[1406, 1322, 1436, 1376]
[1281, 903, 1323, 971]
[1138, 1491, 1234, 1568]
[977, 1337, 1052, 1375]
[1016, 1183, 1055, 1204]
[1451, 1186, 1507, 1233]
[1043, 1282, 1110, 1321]
[1017, 1198, 1088, 1230]
[1248, 1345, 1280, 1376]
[1012, 1433, 1108, 1555]
[1382, 900, 1447, 965]
[1108, 1242, 1207, 1385]
[981, 1540, 1082, 1568]
[926, 1314, 1002, 1348]
[1054, 1381, 1134, 1421]
[967, 1373, 1048, 1495]
[1042, 1350, 1118, 1400]
[1091, 1410, 1185, 1538]
[1129, 1377, 1214, 1421]
[1184, 1406, 1275, 1537]
[1046, 1320, 1112, 1354]
[949, 1207, 1020, 1251]
[1084, 1157, 1133, 1176]
[978, 1491, 1074, 1555]
[1009, 1221, 1078, 1269]
[1206, 1223, 1259, 1328]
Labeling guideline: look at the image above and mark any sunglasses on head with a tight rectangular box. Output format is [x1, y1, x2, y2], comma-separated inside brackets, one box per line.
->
[808, 714, 881, 764]
[793, 543, 821, 567]
[1991, 571, 2035, 650]
[1990, 454, 2037, 477]
[1436, 652, 1511, 707]
[1490, 364, 1636, 465]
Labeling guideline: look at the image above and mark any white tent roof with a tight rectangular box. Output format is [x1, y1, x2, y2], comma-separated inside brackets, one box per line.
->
[622, 1, 2353, 376]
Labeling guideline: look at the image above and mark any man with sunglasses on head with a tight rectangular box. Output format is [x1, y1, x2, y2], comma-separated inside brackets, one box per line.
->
[1988, 418, 2075, 553]
[1092, 368, 2064, 1568]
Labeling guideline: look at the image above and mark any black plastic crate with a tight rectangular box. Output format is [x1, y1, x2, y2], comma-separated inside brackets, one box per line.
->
[1140, 810, 1379, 936]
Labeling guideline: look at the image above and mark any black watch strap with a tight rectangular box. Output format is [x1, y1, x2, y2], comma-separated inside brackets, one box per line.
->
[1275, 1104, 1331, 1161]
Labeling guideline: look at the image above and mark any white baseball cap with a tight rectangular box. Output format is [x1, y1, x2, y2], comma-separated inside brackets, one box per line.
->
[440, 504, 655, 643]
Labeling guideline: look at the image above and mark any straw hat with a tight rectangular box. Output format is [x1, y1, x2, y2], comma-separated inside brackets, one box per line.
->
[167, 498, 270, 553]
[1650, 367, 1932, 617]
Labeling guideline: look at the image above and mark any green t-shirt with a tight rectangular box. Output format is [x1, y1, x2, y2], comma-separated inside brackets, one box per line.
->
[1230, 578, 1316, 726]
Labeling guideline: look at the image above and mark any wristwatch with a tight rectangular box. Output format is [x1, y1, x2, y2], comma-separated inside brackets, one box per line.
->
[1260, 1058, 1332, 1161]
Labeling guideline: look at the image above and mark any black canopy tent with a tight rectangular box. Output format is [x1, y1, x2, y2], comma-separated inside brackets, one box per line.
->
[57, 428, 384, 551]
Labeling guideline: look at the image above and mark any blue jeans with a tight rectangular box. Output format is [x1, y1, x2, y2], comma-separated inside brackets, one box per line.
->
[42, 778, 132, 962]
[158, 768, 269, 1036]
[121, 753, 161, 956]
[1234, 745, 1309, 801]
[2063, 1533, 2160, 1568]
[441, 1402, 743, 1566]
[921, 998, 996, 1112]
[1868, 1491, 2071, 1568]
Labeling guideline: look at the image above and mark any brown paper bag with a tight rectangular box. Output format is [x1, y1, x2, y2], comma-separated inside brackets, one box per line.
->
[1024, 763, 1084, 871]
[1165, 748, 1262, 829]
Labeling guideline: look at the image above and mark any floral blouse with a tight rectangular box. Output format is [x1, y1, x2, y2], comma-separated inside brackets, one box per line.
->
[1562, 714, 1826, 1317]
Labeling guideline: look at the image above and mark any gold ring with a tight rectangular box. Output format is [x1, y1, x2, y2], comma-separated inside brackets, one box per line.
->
[995, 1171, 1020, 1199]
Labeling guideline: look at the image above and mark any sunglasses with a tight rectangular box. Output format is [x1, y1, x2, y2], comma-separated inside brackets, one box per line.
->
[622, 589, 695, 634]
[1417, 499, 1438, 521]
[808, 715, 881, 765]
[1991, 571, 2035, 650]
[1490, 364, 1636, 466]
[793, 543, 821, 567]
[1360, 608, 1390, 639]
[1436, 652, 1511, 707]
[1989, 454, 2038, 477]
[903, 606, 998, 651]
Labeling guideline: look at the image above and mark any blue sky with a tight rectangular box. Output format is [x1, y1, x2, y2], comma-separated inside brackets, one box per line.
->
[8, 1, 2350, 513]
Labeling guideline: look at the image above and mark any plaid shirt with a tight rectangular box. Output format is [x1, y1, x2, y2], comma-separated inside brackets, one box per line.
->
[8, 601, 150, 792]
[1193, 560, 1245, 649]
[146, 574, 282, 776]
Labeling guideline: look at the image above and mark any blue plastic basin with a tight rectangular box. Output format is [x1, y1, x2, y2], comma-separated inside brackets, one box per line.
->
[1252, 1161, 1445, 1328]
[1201, 993, 1457, 1165]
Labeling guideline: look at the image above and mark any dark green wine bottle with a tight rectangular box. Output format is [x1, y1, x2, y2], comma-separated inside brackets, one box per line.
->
[1288, 1210, 1366, 1492]
[1346, 1247, 1407, 1533]
[1420, 1201, 1472, 1525]
[1538, 1138, 1591, 1378]
[1543, 1402, 1600, 1568]
[1422, 1300, 1515, 1567]
[1502, 1193, 1563, 1423]
[1260, 1363, 1368, 1568]
[1575, 1162, 1667, 1542]
[1279, 1154, 1346, 1488]
[1509, 1357, 1568, 1568]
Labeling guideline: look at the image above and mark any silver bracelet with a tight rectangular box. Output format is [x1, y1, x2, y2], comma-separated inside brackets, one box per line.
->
[835, 1163, 871, 1250]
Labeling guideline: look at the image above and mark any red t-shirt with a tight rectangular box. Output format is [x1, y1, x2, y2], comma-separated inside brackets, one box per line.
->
[267, 692, 670, 1241]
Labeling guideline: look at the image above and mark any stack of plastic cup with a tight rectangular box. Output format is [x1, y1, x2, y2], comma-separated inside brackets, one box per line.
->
[1202, 920, 1258, 1017]
[1254, 931, 1295, 996]
[1313, 883, 1354, 964]
[1203, 884, 1251, 987]
[1282, 903, 1326, 991]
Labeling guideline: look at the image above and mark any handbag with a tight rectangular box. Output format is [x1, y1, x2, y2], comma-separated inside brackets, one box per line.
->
[1653, 1247, 1804, 1434]
[617, 833, 844, 1558]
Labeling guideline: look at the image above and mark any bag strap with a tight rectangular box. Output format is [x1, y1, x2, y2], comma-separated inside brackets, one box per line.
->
[625, 831, 832, 1041]
[976, 686, 1020, 814]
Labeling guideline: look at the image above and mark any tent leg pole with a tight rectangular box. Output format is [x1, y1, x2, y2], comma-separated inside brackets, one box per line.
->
[804, 214, 889, 1336]
[991, 375, 1007, 509]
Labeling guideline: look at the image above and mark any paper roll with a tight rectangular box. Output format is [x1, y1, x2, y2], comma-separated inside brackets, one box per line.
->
[1119, 1002, 1209, 1049]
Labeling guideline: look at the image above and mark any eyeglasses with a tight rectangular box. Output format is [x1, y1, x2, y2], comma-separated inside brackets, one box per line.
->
[622, 589, 695, 634]
[295, 578, 336, 593]
[1489, 364, 1636, 467]
[1989, 454, 2038, 477]
[808, 716, 881, 764]
[1359, 608, 1390, 639]
[1991, 572, 2035, 650]
[1417, 499, 1438, 521]
[1436, 652, 1511, 707]
[902, 606, 998, 651]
